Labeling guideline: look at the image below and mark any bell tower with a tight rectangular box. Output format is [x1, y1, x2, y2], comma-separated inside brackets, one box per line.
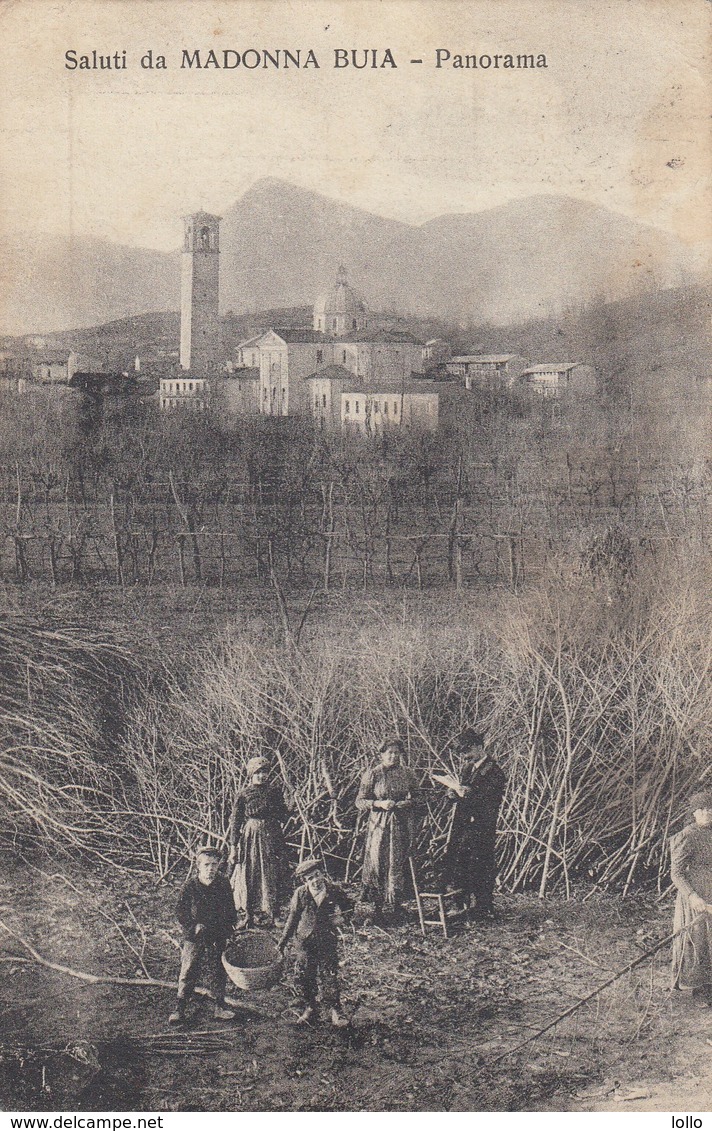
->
[180, 211, 221, 373]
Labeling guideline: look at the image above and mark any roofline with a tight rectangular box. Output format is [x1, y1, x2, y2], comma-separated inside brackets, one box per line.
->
[521, 363, 580, 374]
[182, 211, 222, 222]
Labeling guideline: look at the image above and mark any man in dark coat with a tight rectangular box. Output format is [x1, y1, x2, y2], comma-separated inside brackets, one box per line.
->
[440, 728, 506, 917]
[278, 858, 353, 1027]
[169, 847, 238, 1024]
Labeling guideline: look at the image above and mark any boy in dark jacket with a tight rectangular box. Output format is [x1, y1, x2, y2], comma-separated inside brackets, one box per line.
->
[278, 858, 353, 1027]
[168, 847, 238, 1024]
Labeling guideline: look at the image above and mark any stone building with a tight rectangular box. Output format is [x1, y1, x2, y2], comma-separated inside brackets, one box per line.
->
[446, 353, 527, 387]
[306, 364, 354, 428]
[235, 335, 263, 369]
[519, 363, 584, 395]
[159, 374, 210, 410]
[33, 350, 95, 384]
[422, 338, 452, 370]
[340, 380, 448, 434]
[256, 329, 330, 417]
[180, 211, 221, 374]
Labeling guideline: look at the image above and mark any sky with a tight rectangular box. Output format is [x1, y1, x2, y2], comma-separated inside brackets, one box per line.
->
[0, 0, 709, 255]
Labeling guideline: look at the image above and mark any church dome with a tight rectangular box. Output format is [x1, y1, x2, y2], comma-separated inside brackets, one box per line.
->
[313, 266, 368, 335]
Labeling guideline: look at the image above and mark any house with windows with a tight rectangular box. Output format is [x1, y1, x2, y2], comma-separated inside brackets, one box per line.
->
[446, 354, 527, 387]
[306, 365, 354, 428]
[340, 380, 449, 435]
[159, 374, 210, 410]
[519, 363, 584, 396]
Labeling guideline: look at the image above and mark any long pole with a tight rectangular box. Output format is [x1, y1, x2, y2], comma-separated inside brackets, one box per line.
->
[490, 910, 708, 1065]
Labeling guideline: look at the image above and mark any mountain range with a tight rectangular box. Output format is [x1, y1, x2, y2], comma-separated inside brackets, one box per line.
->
[0, 178, 703, 335]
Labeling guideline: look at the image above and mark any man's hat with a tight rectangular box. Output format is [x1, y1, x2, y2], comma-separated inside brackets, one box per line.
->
[196, 845, 221, 860]
[246, 755, 269, 776]
[689, 789, 712, 815]
[455, 727, 486, 752]
[295, 857, 323, 878]
[379, 736, 404, 754]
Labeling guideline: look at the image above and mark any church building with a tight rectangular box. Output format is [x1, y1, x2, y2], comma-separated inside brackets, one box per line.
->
[313, 265, 369, 336]
[160, 241, 435, 427]
[253, 268, 423, 418]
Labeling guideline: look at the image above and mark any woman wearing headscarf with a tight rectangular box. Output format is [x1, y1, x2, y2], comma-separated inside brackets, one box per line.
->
[228, 755, 290, 929]
[671, 789, 712, 1003]
[356, 738, 419, 921]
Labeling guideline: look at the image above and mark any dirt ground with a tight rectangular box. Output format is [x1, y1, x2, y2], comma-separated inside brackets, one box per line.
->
[0, 859, 710, 1113]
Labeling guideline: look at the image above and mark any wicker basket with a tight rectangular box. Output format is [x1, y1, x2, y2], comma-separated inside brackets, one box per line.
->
[222, 930, 283, 991]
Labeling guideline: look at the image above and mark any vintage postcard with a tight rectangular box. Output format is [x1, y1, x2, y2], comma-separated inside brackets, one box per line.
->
[0, 0, 710, 1117]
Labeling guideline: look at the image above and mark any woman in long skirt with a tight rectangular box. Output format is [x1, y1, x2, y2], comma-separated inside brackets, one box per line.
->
[356, 738, 419, 921]
[228, 756, 290, 929]
[671, 789, 712, 1003]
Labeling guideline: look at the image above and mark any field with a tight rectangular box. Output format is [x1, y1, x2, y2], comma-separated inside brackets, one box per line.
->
[0, 574, 710, 1112]
[2, 860, 711, 1112]
[1, 283, 711, 1111]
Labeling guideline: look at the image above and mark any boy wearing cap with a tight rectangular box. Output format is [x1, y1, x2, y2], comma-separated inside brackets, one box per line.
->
[168, 847, 238, 1024]
[278, 859, 353, 1027]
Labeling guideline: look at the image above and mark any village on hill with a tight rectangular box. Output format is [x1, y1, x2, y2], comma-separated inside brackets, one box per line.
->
[0, 210, 596, 433]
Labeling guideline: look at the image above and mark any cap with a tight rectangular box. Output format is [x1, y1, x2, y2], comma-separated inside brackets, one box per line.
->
[196, 846, 221, 860]
[246, 756, 269, 776]
[295, 857, 323, 879]
[689, 789, 712, 814]
[455, 727, 486, 752]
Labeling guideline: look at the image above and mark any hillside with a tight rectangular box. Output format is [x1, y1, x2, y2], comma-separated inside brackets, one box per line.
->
[1, 179, 703, 335]
[11, 281, 710, 399]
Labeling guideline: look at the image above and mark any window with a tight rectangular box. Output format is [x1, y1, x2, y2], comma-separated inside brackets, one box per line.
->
[189, 382, 193, 391]
[374, 402, 380, 413]
[352, 319, 357, 330]
[393, 401, 398, 414]
[322, 394, 327, 407]
[342, 350, 347, 363]
[355, 402, 360, 414]
[316, 349, 323, 363]
[383, 402, 388, 415]
[315, 395, 320, 408]
[345, 400, 350, 413]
